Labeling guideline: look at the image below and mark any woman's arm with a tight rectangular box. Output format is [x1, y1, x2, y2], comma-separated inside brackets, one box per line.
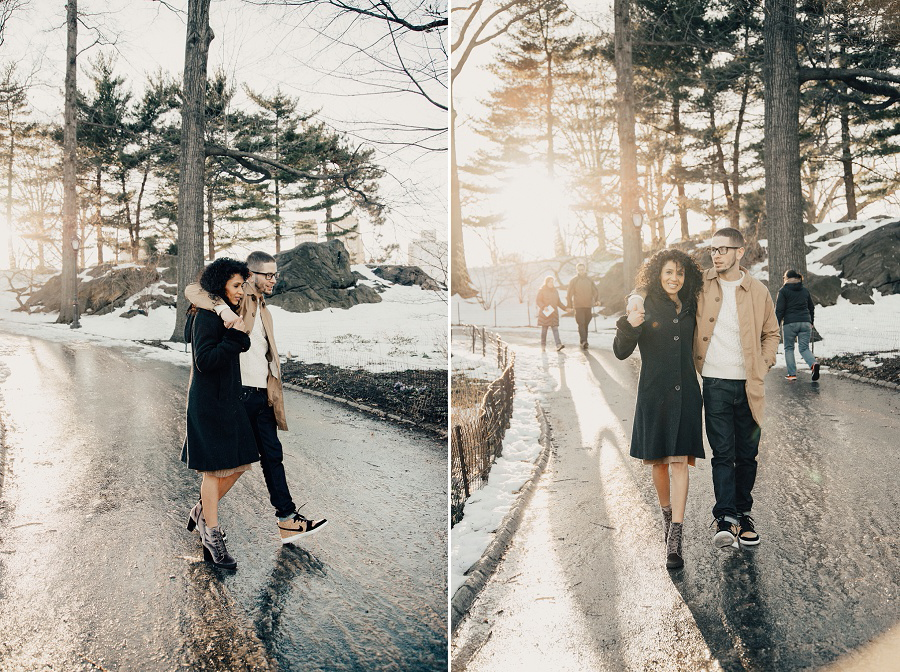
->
[191, 311, 251, 372]
[613, 314, 642, 360]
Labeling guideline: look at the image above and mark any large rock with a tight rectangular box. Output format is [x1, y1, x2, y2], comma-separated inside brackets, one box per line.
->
[268, 239, 382, 312]
[25, 265, 160, 315]
[804, 272, 842, 307]
[820, 221, 900, 295]
[840, 283, 875, 305]
[595, 261, 627, 315]
[369, 265, 443, 291]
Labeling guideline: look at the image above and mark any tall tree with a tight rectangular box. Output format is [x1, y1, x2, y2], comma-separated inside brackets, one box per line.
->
[0, 63, 32, 268]
[58, 0, 78, 324]
[173, 0, 213, 341]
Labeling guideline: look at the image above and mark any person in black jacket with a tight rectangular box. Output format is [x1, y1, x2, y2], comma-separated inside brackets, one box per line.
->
[775, 269, 820, 381]
[613, 249, 705, 569]
[182, 258, 259, 570]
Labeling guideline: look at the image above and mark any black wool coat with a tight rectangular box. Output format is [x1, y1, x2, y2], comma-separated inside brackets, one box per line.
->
[613, 294, 704, 461]
[181, 309, 260, 472]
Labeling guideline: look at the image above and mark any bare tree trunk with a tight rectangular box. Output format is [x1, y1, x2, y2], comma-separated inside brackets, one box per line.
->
[450, 107, 476, 297]
[672, 97, 689, 240]
[709, 105, 735, 220]
[172, 0, 213, 341]
[95, 168, 103, 264]
[593, 209, 606, 253]
[615, 0, 642, 292]
[134, 163, 149, 261]
[764, 0, 807, 298]
[840, 94, 857, 221]
[206, 184, 215, 260]
[120, 173, 135, 261]
[729, 76, 750, 229]
[5, 107, 13, 269]
[58, 0, 77, 324]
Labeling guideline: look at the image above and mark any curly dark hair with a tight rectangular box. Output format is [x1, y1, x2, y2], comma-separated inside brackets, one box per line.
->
[634, 248, 703, 314]
[199, 257, 250, 305]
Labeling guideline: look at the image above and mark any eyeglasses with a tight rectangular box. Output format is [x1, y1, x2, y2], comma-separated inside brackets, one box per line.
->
[708, 246, 740, 256]
[251, 270, 280, 280]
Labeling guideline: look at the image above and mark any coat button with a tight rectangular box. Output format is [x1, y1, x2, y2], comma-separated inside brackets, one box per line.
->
[673, 318, 679, 323]
[675, 385, 681, 391]
[715, 297, 720, 302]
[703, 336, 708, 341]
[710, 317, 715, 322]
[696, 355, 702, 360]
[674, 336, 679, 341]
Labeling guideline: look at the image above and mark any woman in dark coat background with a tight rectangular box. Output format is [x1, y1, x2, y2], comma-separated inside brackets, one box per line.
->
[182, 258, 259, 570]
[536, 276, 566, 352]
[614, 249, 704, 568]
[776, 269, 820, 381]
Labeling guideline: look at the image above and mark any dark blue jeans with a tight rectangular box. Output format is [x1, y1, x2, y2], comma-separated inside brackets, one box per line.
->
[242, 387, 296, 518]
[702, 377, 761, 522]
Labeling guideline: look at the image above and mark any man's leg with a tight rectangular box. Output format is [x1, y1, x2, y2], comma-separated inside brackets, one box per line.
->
[576, 308, 589, 346]
[733, 384, 761, 543]
[243, 389, 295, 517]
[703, 378, 739, 523]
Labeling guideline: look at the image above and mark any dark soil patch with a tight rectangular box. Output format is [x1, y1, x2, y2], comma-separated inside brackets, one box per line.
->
[282, 360, 447, 431]
[819, 351, 900, 385]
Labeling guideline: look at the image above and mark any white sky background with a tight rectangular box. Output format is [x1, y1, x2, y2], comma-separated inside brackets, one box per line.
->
[0, 0, 448, 266]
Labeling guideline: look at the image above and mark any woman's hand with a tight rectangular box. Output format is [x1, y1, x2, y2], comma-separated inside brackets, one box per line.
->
[626, 305, 644, 327]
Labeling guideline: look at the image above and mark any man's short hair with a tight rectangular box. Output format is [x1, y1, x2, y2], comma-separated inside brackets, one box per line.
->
[712, 227, 745, 247]
[576, 262, 586, 269]
[246, 251, 276, 268]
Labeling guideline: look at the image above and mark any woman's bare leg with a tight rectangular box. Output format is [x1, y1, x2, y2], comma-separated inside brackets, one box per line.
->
[200, 473, 220, 528]
[651, 464, 671, 508]
[217, 470, 244, 501]
[670, 461, 689, 524]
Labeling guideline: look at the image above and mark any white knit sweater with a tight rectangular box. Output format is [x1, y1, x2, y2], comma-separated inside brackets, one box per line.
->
[702, 273, 746, 380]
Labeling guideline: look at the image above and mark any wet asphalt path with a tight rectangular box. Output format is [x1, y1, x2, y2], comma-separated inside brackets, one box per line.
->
[452, 329, 900, 671]
[0, 328, 447, 671]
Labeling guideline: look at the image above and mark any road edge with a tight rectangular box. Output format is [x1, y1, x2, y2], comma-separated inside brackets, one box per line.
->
[449, 399, 553, 636]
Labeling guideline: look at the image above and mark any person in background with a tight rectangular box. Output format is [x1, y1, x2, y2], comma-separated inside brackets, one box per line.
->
[567, 262, 600, 349]
[614, 249, 705, 569]
[775, 269, 820, 382]
[536, 276, 566, 352]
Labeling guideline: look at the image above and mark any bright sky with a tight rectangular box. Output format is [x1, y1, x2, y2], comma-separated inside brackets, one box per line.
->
[0, 0, 447, 267]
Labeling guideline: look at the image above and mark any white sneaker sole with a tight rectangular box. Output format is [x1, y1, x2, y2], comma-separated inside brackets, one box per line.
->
[280, 520, 329, 545]
[738, 536, 760, 546]
[714, 530, 736, 548]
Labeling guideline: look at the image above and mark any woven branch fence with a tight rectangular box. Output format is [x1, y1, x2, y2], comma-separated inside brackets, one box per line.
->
[451, 326, 516, 526]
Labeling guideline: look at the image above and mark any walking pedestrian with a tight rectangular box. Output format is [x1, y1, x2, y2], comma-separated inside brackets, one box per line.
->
[186, 251, 328, 546]
[614, 249, 705, 569]
[627, 228, 780, 550]
[776, 269, 820, 381]
[182, 258, 259, 570]
[536, 276, 566, 352]
[567, 262, 600, 349]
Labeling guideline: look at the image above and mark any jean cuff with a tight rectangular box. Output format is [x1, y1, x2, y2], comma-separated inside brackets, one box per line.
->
[723, 515, 739, 525]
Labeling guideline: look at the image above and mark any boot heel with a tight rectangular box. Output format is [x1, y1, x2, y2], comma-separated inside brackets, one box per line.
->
[202, 545, 212, 562]
[187, 517, 196, 532]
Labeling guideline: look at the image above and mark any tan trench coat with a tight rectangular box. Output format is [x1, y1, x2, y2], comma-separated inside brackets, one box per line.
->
[693, 267, 781, 425]
[185, 282, 288, 431]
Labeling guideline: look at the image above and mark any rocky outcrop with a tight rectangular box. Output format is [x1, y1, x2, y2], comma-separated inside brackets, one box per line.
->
[820, 221, 900, 296]
[369, 265, 443, 291]
[840, 283, 875, 305]
[804, 272, 842, 307]
[24, 265, 161, 315]
[595, 262, 628, 315]
[268, 239, 382, 312]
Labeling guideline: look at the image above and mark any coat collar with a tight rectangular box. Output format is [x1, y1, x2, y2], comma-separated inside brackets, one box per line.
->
[242, 281, 266, 306]
[703, 266, 751, 291]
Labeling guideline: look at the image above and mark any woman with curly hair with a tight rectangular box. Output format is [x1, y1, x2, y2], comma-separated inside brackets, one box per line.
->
[182, 257, 259, 570]
[613, 249, 705, 569]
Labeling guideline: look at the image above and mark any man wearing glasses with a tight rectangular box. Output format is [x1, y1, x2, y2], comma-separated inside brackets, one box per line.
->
[627, 228, 779, 550]
[186, 251, 328, 544]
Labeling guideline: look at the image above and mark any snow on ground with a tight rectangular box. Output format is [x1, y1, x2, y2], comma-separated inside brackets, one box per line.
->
[0, 265, 447, 373]
[450, 342, 557, 596]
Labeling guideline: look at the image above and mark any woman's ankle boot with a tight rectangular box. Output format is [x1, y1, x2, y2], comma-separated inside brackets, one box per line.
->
[666, 522, 684, 569]
[202, 526, 237, 570]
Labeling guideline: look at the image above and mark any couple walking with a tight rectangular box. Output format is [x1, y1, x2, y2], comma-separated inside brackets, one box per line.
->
[536, 263, 600, 352]
[616, 228, 780, 569]
[181, 252, 327, 570]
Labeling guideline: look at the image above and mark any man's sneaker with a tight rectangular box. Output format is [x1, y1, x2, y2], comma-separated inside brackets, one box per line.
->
[785, 374, 797, 381]
[278, 512, 328, 544]
[811, 362, 821, 381]
[556, 344, 565, 352]
[737, 514, 761, 546]
[713, 518, 738, 549]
